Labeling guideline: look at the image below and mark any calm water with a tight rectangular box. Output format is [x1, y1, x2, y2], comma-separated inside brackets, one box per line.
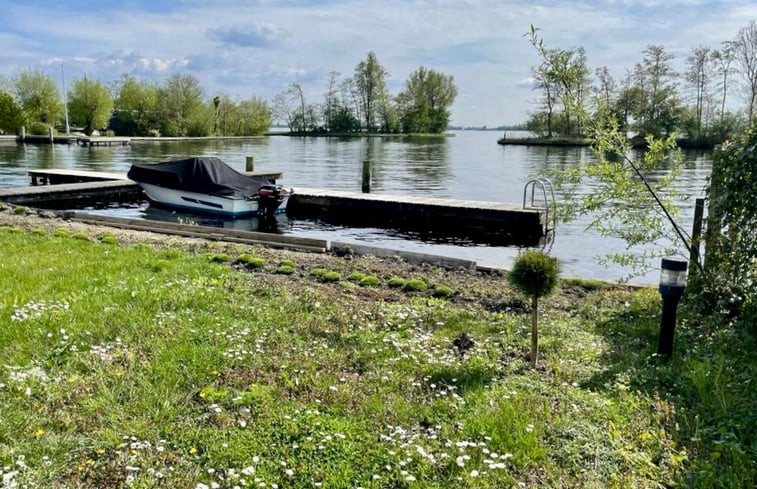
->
[0, 131, 712, 282]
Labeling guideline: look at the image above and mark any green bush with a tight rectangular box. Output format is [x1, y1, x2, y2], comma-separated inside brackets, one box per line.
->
[508, 250, 560, 368]
[403, 278, 428, 292]
[31, 228, 47, 236]
[276, 265, 295, 275]
[0, 226, 23, 234]
[388, 277, 407, 288]
[54, 228, 70, 237]
[509, 250, 560, 299]
[359, 275, 380, 287]
[28, 121, 53, 135]
[236, 254, 265, 268]
[13, 205, 27, 215]
[699, 121, 757, 332]
[208, 253, 231, 263]
[99, 233, 118, 245]
[347, 271, 366, 282]
[310, 268, 340, 283]
[279, 259, 295, 268]
[433, 285, 453, 297]
[72, 231, 89, 241]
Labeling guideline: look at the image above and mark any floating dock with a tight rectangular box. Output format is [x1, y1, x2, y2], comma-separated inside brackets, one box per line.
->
[0, 169, 547, 247]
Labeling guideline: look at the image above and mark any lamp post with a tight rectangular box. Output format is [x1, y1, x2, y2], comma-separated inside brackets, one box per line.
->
[657, 256, 688, 357]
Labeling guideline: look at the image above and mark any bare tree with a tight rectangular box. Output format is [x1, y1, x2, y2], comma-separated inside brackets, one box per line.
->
[711, 41, 736, 122]
[734, 20, 757, 121]
[595, 66, 616, 106]
[685, 46, 712, 132]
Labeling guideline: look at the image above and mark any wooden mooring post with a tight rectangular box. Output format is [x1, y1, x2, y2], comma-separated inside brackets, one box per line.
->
[690, 198, 705, 272]
[362, 160, 372, 193]
[20, 126, 26, 142]
[246, 156, 254, 172]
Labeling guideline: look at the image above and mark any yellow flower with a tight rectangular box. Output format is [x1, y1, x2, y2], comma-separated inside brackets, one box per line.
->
[190, 447, 198, 454]
[96, 448, 106, 455]
[34, 428, 45, 437]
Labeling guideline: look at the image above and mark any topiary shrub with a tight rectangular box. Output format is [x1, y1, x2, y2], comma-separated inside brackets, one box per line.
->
[54, 228, 70, 237]
[403, 278, 428, 292]
[208, 253, 231, 263]
[279, 259, 295, 268]
[508, 250, 560, 367]
[276, 265, 295, 275]
[72, 231, 90, 241]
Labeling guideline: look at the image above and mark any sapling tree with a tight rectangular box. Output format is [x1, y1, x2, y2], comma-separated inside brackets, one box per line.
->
[527, 26, 701, 280]
[508, 250, 560, 367]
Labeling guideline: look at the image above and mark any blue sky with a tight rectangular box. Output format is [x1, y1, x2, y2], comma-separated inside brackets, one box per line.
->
[0, 0, 754, 126]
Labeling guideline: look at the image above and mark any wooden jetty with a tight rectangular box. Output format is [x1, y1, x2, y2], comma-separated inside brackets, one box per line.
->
[0, 169, 547, 246]
[287, 187, 545, 245]
[76, 136, 131, 147]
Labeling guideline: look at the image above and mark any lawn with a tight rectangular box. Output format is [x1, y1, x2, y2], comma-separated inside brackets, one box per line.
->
[0, 224, 754, 488]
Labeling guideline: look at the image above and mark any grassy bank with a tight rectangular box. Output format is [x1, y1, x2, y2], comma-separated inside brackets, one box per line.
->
[0, 218, 754, 488]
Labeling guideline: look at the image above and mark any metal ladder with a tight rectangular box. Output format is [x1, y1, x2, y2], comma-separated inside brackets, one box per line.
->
[523, 178, 557, 234]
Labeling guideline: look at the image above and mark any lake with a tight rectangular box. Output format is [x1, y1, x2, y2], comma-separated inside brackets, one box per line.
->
[0, 131, 713, 283]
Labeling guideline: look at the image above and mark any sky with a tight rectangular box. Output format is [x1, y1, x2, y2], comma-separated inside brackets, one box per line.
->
[0, 0, 755, 126]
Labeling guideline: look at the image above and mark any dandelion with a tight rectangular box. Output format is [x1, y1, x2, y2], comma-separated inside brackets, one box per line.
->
[34, 428, 45, 437]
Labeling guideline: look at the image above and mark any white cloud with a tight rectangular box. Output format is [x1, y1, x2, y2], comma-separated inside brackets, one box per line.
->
[0, 1, 755, 125]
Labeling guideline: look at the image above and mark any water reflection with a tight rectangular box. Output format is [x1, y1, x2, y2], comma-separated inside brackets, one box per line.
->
[0, 132, 713, 282]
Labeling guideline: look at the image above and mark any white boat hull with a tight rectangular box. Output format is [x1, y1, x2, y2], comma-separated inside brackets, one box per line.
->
[138, 183, 288, 217]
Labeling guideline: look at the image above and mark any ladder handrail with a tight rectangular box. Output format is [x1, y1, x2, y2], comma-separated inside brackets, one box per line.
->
[523, 178, 557, 233]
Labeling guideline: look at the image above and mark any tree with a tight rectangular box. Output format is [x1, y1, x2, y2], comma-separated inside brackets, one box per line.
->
[323, 71, 340, 132]
[0, 91, 24, 134]
[508, 250, 560, 368]
[684, 46, 712, 133]
[710, 42, 736, 123]
[14, 68, 62, 126]
[156, 74, 206, 137]
[114, 74, 159, 136]
[67, 76, 114, 136]
[595, 66, 616, 107]
[527, 26, 694, 279]
[397, 67, 458, 133]
[733, 20, 757, 122]
[354, 51, 388, 132]
[634, 45, 681, 137]
[236, 97, 271, 135]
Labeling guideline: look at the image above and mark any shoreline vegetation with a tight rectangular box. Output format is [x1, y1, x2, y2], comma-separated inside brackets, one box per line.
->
[0, 207, 754, 487]
[497, 135, 726, 150]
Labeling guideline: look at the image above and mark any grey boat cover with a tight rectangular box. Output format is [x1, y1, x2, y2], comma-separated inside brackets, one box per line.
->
[127, 157, 272, 197]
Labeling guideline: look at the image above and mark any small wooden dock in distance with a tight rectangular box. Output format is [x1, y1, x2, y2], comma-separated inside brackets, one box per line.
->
[76, 136, 131, 147]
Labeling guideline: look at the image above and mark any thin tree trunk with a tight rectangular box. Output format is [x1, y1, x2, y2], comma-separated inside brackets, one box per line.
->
[531, 296, 539, 368]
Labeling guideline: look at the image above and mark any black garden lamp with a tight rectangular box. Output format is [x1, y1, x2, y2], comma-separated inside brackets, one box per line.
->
[657, 256, 688, 357]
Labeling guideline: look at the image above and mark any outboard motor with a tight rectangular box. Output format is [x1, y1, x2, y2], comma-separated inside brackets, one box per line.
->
[257, 184, 287, 218]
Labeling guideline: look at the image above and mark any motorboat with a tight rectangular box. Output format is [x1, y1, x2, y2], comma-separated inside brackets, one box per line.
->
[127, 157, 289, 218]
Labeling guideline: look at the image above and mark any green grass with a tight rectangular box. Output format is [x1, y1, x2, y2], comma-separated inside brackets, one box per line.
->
[0, 230, 754, 488]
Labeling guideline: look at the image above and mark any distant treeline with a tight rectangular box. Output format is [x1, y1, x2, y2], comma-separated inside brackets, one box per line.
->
[0, 51, 458, 138]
